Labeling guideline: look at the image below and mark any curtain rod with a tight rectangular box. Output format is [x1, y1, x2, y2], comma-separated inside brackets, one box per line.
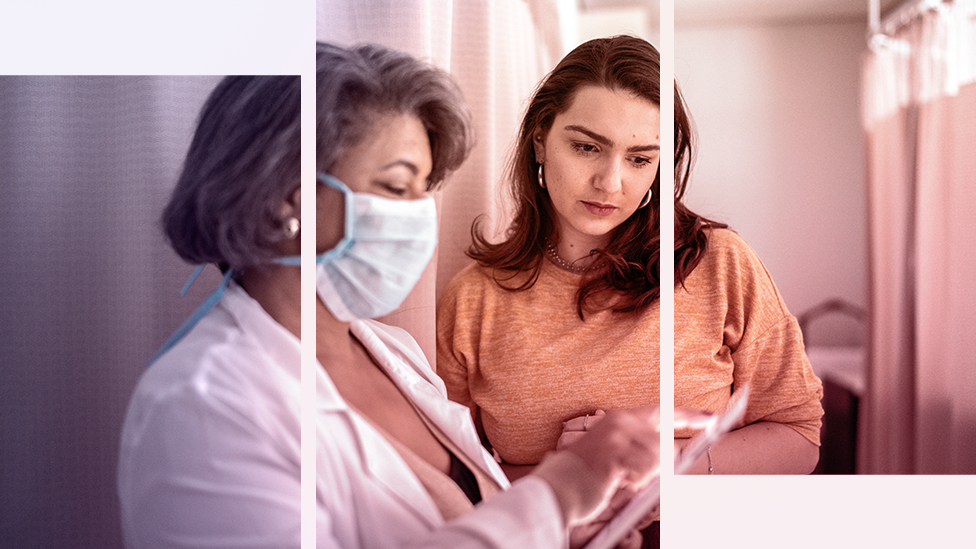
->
[871, 0, 945, 38]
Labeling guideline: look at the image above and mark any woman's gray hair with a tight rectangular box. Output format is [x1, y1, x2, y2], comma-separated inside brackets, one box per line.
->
[317, 42, 473, 189]
[162, 75, 300, 269]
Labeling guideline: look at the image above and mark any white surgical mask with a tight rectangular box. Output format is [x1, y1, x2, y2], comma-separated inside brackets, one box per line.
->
[317, 173, 437, 321]
[147, 174, 436, 366]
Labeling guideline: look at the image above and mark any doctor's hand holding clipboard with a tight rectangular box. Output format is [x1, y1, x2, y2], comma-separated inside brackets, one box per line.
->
[555, 405, 725, 549]
[571, 387, 751, 549]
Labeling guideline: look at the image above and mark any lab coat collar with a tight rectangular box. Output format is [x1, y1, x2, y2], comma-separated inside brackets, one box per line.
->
[315, 319, 511, 527]
[348, 320, 509, 488]
[314, 319, 443, 412]
[315, 320, 445, 526]
[218, 289, 506, 494]
[220, 282, 301, 381]
[217, 288, 448, 529]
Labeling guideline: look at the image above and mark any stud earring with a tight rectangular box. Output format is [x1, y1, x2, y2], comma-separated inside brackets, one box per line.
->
[638, 188, 652, 209]
[538, 164, 546, 189]
[283, 217, 300, 238]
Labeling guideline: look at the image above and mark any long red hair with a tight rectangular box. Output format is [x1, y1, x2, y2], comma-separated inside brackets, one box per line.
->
[468, 35, 725, 318]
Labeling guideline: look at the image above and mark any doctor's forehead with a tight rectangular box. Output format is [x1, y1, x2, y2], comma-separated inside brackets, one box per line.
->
[327, 113, 433, 195]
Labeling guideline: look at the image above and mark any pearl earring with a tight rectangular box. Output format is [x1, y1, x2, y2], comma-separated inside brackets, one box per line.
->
[283, 217, 300, 238]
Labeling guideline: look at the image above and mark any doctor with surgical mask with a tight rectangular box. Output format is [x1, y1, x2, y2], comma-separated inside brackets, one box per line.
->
[119, 45, 699, 549]
[312, 42, 714, 549]
[315, 172, 438, 322]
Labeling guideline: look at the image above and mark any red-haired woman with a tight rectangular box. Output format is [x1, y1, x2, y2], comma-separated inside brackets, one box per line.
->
[437, 35, 824, 546]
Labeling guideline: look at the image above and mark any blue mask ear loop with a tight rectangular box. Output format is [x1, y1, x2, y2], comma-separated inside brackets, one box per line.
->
[273, 174, 355, 267]
[146, 266, 234, 367]
[181, 264, 207, 296]
[318, 173, 355, 263]
[147, 173, 352, 367]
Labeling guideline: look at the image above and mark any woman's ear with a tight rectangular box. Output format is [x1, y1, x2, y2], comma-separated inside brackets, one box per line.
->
[532, 132, 546, 164]
[278, 184, 302, 242]
[280, 184, 301, 221]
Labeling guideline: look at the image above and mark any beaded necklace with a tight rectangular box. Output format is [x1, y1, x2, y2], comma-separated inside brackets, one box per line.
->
[544, 241, 593, 275]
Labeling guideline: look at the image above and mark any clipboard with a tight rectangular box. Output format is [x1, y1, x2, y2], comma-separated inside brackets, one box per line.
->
[582, 386, 750, 549]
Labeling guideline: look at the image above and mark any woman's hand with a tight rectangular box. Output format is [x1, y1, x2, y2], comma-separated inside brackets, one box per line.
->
[557, 410, 606, 451]
[537, 406, 714, 533]
[531, 406, 663, 529]
[559, 407, 715, 455]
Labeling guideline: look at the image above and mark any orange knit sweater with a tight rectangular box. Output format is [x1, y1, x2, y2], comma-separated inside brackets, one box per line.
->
[436, 229, 823, 466]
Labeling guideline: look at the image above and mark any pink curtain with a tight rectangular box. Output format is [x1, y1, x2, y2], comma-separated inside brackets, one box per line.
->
[317, 0, 562, 362]
[913, 83, 976, 473]
[861, 1, 976, 474]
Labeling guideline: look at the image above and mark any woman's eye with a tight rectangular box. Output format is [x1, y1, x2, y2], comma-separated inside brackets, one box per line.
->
[632, 155, 660, 169]
[571, 142, 598, 155]
[376, 182, 407, 196]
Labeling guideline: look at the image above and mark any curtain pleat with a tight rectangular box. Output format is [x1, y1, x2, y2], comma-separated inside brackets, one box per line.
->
[914, 83, 976, 474]
[863, 107, 918, 474]
[861, 0, 976, 474]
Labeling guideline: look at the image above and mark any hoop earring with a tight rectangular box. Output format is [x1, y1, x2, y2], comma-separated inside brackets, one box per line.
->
[638, 188, 652, 209]
[538, 164, 546, 189]
[283, 217, 300, 238]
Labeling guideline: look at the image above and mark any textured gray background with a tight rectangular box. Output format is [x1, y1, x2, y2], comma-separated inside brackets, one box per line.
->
[0, 75, 224, 548]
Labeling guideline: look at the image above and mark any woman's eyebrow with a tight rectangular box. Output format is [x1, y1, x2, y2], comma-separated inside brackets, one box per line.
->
[380, 159, 420, 175]
[564, 124, 612, 146]
[563, 124, 659, 153]
[629, 144, 660, 153]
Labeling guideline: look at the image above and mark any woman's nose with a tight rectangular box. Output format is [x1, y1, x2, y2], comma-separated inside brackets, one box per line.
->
[592, 157, 623, 194]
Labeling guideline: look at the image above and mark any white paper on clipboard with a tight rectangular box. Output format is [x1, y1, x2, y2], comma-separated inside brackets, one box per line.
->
[582, 386, 750, 549]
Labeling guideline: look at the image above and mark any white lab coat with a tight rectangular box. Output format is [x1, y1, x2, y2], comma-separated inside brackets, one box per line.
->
[118, 282, 567, 549]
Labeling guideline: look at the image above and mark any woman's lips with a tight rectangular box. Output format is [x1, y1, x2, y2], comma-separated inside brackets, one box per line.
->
[582, 201, 617, 216]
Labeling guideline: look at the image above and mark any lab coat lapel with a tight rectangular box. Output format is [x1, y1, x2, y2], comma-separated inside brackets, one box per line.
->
[355, 320, 512, 490]
[224, 283, 448, 528]
[316, 343, 443, 528]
